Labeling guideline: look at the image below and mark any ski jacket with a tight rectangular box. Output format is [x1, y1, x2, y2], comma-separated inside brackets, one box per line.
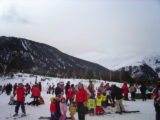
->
[96, 97, 102, 106]
[32, 86, 40, 97]
[102, 94, 107, 101]
[60, 102, 67, 115]
[140, 85, 146, 93]
[65, 83, 70, 95]
[130, 86, 136, 93]
[88, 99, 95, 109]
[67, 87, 74, 99]
[75, 88, 87, 103]
[122, 84, 129, 94]
[26, 84, 30, 90]
[15, 88, 27, 102]
[55, 87, 61, 97]
[88, 83, 94, 94]
[50, 102, 56, 114]
[111, 86, 123, 100]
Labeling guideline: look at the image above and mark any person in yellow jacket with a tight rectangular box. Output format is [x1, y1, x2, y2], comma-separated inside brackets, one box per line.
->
[69, 102, 77, 120]
[96, 92, 102, 115]
[101, 92, 107, 108]
[88, 96, 95, 116]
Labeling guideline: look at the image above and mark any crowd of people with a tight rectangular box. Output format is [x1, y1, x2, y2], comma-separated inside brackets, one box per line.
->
[0, 79, 160, 120]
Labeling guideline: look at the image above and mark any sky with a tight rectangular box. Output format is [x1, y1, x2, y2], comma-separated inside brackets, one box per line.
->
[0, 0, 160, 69]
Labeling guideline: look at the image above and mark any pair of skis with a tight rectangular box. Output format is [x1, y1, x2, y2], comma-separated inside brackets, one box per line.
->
[6, 114, 30, 119]
[39, 116, 72, 120]
[103, 110, 140, 115]
[39, 111, 140, 119]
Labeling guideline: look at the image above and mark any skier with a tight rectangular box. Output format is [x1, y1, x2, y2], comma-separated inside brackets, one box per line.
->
[87, 80, 95, 98]
[154, 82, 160, 120]
[122, 82, 129, 100]
[59, 97, 67, 120]
[76, 83, 87, 120]
[50, 97, 56, 120]
[96, 92, 102, 115]
[140, 83, 147, 101]
[129, 84, 137, 101]
[65, 81, 70, 96]
[88, 96, 95, 116]
[13, 83, 27, 117]
[32, 84, 41, 106]
[111, 85, 125, 114]
[0, 85, 2, 95]
[66, 84, 74, 105]
[55, 83, 62, 97]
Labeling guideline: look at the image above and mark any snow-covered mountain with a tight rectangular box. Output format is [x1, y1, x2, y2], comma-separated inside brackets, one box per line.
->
[0, 36, 109, 77]
[117, 54, 160, 81]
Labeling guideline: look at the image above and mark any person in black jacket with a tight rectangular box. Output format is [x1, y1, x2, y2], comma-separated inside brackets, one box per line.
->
[111, 85, 125, 114]
[140, 84, 147, 101]
[154, 82, 160, 120]
[65, 81, 70, 96]
[55, 83, 62, 97]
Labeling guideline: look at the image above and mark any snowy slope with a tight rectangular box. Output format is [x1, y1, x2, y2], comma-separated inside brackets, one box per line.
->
[0, 73, 155, 120]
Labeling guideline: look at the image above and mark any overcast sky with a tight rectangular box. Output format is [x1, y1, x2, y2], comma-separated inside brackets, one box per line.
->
[0, 0, 160, 69]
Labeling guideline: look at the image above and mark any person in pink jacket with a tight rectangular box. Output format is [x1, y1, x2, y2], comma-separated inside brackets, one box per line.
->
[59, 97, 67, 120]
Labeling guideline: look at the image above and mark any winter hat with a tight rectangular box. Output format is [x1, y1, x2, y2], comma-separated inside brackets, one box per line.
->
[50, 97, 54, 102]
[57, 94, 61, 98]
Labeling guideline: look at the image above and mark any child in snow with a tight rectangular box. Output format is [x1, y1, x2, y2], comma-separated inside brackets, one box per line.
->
[88, 96, 95, 116]
[59, 97, 67, 120]
[50, 97, 56, 120]
[69, 102, 77, 120]
[96, 92, 102, 115]
[101, 92, 107, 108]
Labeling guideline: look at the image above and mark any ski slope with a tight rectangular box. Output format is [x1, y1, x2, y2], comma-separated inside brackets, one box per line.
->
[0, 73, 156, 120]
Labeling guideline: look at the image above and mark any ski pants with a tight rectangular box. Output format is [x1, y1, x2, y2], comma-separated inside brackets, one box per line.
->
[141, 92, 146, 101]
[59, 114, 66, 120]
[96, 106, 102, 114]
[116, 99, 125, 112]
[15, 101, 26, 114]
[124, 93, 129, 100]
[77, 102, 85, 120]
[34, 96, 39, 106]
[66, 98, 73, 105]
[131, 92, 135, 100]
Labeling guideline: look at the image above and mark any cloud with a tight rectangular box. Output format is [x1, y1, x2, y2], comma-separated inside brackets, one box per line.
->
[0, 0, 160, 70]
[0, 1, 31, 24]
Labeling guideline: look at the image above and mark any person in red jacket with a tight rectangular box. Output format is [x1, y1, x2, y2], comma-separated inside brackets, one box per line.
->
[122, 83, 129, 100]
[76, 83, 87, 120]
[13, 83, 27, 117]
[50, 97, 56, 120]
[66, 84, 74, 105]
[32, 84, 40, 106]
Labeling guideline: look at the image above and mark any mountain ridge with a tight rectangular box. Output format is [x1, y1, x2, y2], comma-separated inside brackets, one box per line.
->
[0, 36, 109, 78]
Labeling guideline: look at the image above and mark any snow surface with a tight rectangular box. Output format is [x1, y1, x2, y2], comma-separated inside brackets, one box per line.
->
[0, 73, 156, 120]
